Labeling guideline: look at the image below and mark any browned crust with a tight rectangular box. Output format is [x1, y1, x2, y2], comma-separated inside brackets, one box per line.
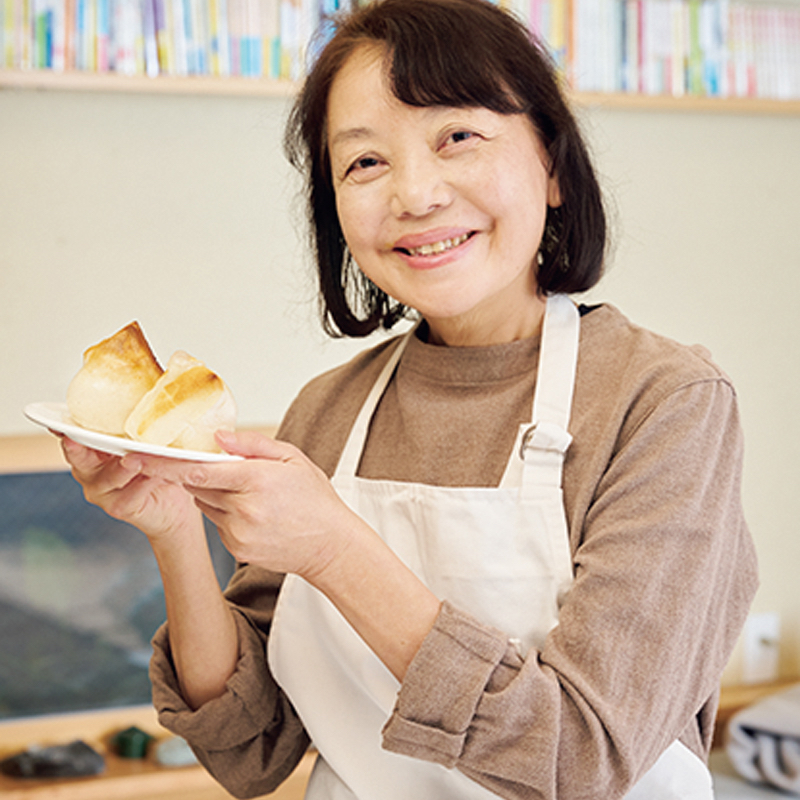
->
[84, 321, 163, 379]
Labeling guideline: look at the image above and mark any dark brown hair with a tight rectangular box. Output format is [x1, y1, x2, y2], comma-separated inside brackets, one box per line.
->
[285, 0, 607, 338]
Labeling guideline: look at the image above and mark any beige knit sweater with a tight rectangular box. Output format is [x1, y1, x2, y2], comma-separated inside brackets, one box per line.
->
[151, 303, 758, 800]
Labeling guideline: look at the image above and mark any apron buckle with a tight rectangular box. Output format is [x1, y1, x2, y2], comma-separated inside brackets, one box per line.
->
[519, 421, 573, 458]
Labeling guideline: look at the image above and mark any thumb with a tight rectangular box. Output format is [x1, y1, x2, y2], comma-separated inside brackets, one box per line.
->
[215, 429, 294, 461]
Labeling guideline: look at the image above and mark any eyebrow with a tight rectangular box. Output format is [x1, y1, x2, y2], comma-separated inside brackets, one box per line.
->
[329, 127, 375, 149]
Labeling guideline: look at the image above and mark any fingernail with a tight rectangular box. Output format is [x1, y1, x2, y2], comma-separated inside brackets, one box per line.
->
[121, 455, 142, 472]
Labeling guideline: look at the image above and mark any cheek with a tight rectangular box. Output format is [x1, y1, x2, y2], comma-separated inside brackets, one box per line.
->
[336, 191, 377, 256]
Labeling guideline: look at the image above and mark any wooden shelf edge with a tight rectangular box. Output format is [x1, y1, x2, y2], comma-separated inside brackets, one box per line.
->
[0, 68, 298, 97]
[0, 762, 224, 800]
[2, 68, 800, 113]
[572, 90, 800, 116]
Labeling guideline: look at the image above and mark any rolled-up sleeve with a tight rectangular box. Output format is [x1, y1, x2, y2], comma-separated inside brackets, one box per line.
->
[382, 377, 758, 800]
[149, 567, 310, 799]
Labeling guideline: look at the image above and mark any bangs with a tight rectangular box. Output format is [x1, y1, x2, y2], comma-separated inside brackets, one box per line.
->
[356, 0, 529, 114]
[386, 33, 522, 114]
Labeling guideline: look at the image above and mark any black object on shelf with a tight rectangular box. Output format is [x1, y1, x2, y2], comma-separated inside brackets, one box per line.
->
[0, 739, 105, 779]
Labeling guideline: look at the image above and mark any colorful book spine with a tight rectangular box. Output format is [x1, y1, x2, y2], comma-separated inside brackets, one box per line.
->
[61, 0, 73, 68]
[141, 0, 159, 75]
[73, 0, 85, 68]
[548, 0, 567, 74]
[153, 0, 171, 74]
[19, 0, 32, 67]
[242, 0, 260, 76]
[623, 0, 641, 92]
[278, 0, 297, 79]
[2, 0, 12, 66]
[668, 0, 685, 96]
[207, 0, 223, 73]
[95, 0, 109, 71]
[261, 0, 278, 77]
[227, 0, 243, 74]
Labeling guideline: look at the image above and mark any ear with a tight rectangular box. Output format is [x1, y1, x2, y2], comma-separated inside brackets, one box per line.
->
[547, 172, 563, 208]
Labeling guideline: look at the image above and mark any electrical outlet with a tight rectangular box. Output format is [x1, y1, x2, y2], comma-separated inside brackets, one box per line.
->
[742, 612, 780, 684]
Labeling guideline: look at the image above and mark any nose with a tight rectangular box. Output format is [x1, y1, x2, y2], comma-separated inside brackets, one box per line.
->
[389, 154, 453, 218]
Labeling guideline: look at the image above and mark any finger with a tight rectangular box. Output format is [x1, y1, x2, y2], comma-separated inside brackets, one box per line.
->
[121, 454, 244, 495]
[61, 436, 115, 473]
[120, 453, 199, 482]
[192, 495, 228, 529]
[61, 438, 141, 495]
[215, 430, 296, 461]
[123, 436, 299, 491]
[185, 485, 229, 512]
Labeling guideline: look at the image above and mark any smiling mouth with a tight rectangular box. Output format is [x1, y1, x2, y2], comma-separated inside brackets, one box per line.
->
[396, 232, 474, 257]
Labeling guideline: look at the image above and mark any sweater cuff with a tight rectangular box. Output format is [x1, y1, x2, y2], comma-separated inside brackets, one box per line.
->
[149, 608, 278, 751]
[382, 601, 510, 767]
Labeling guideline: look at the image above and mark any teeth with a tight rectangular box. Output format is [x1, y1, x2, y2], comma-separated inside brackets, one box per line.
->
[407, 233, 470, 257]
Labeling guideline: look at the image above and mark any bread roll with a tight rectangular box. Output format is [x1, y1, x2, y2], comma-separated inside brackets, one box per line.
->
[66, 322, 163, 435]
[124, 351, 236, 453]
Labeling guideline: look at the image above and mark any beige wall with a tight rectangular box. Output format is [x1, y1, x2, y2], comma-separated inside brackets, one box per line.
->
[579, 104, 800, 682]
[0, 89, 369, 436]
[1, 87, 798, 683]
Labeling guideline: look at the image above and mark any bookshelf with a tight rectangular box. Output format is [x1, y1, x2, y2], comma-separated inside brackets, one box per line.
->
[2, 0, 800, 113]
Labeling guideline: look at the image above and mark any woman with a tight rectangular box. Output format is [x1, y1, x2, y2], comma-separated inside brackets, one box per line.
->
[61, 1, 758, 798]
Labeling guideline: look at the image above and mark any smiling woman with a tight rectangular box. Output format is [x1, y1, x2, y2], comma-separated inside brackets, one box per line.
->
[284, 0, 606, 339]
[56, 2, 758, 800]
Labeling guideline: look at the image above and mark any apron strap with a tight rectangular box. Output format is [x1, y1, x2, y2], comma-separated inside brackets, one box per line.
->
[531, 293, 580, 431]
[334, 331, 414, 479]
[500, 294, 580, 491]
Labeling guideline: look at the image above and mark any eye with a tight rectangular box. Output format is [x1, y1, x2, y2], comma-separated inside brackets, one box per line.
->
[346, 155, 383, 176]
[438, 128, 480, 152]
[449, 130, 475, 144]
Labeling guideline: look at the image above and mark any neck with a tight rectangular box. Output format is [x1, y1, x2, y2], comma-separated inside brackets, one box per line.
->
[425, 295, 548, 347]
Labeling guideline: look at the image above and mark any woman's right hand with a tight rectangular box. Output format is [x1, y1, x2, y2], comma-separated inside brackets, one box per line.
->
[61, 435, 239, 710]
[60, 436, 203, 543]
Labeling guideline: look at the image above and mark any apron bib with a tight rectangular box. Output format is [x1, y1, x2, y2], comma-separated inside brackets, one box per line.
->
[268, 294, 712, 799]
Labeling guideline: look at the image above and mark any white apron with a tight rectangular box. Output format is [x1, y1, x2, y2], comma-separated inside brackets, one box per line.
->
[268, 294, 713, 800]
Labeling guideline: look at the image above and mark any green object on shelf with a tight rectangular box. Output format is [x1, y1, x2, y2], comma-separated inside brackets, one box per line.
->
[111, 726, 154, 759]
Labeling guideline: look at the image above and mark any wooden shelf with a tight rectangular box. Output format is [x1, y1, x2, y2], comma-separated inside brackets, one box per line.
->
[3, 68, 800, 114]
[573, 90, 800, 116]
[0, 706, 313, 800]
[0, 68, 298, 97]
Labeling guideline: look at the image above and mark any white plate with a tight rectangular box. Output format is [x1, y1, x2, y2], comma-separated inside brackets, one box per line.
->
[24, 402, 243, 462]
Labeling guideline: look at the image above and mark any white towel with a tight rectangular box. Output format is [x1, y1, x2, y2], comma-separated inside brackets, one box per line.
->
[726, 683, 800, 795]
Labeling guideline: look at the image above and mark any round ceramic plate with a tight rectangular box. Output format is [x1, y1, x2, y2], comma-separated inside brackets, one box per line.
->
[24, 402, 243, 462]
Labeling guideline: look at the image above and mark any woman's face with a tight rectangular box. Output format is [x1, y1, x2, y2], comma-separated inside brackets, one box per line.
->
[327, 45, 562, 347]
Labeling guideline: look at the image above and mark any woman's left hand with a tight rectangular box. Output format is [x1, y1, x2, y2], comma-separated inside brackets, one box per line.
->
[121, 430, 358, 582]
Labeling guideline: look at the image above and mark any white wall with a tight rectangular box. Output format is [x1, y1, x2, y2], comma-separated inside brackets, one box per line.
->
[1, 87, 798, 681]
[0, 89, 369, 436]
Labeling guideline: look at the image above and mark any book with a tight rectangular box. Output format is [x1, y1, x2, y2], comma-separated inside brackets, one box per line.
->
[141, 0, 159, 76]
[261, 0, 278, 77]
